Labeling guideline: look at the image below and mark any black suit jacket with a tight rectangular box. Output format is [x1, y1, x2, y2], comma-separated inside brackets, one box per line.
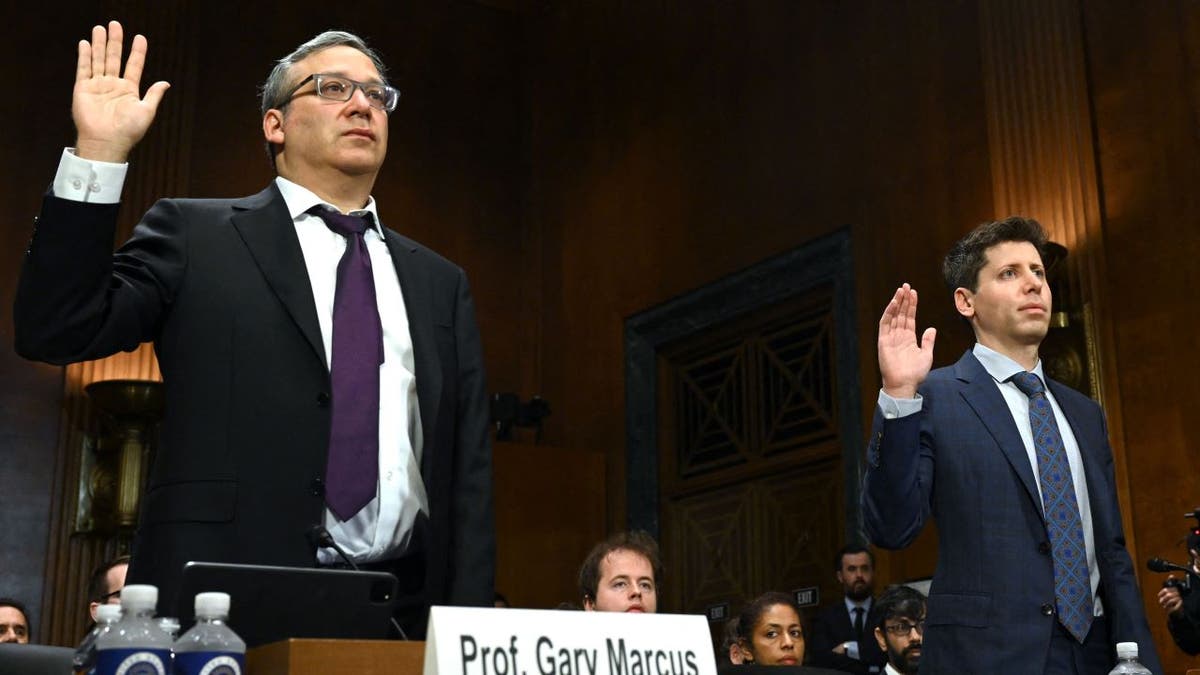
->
[14, 185, 495, 615]
[807, 599, 885, 674]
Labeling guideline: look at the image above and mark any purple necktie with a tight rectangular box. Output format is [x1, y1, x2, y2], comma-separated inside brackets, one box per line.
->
[310, 207, 382, 520]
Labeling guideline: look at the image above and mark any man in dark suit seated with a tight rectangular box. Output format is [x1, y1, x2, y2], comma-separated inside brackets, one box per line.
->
[870, 586, 925, 675]
[14, 21, 494, 637]
[807, 545, 886, 674]
[864, 217, 1161, 673]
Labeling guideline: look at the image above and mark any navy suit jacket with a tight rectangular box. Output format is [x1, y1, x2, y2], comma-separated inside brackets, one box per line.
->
[862, 351, 1160, 674]
[14, 186, 495, 616]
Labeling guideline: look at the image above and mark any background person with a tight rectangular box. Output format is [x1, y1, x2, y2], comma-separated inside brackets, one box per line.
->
[734, 592, 804, 666]
[0, 599, 30, 644]
[578, 531, 661, 613]
[872, 586, 926, 675]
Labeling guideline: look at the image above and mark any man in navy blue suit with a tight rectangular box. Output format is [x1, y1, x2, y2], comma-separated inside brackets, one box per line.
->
[863, 217, 1160, 674]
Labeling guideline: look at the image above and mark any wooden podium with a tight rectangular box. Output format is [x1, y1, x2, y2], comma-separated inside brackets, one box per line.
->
[246, 639, 425, 675]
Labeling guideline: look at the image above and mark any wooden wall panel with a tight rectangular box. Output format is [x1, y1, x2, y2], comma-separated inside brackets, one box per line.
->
[493, 442, 606, 609]
[522, 0, 994, 585]
[1082, 2, 1200, 671]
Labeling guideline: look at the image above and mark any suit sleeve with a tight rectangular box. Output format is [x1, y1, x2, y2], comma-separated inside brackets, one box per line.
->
[862, 397, 935, 550]
[1168, 589, 1200, 655]
[447, 268, 496, 605]
[14, 194, 185, 364]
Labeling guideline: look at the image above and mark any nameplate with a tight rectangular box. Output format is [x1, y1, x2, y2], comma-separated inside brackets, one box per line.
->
[424, 606, 717, 675]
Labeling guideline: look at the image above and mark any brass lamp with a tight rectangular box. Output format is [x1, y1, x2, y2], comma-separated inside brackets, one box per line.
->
[83, 379, 165, 533]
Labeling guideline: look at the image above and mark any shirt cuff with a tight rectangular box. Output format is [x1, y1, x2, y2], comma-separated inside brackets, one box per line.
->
[52, 148, 127, 204]
[877, 389, 923, 419]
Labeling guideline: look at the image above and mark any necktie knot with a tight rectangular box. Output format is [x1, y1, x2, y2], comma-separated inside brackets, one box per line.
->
[310, 206, 371, 238]
[1010, 371, 1046, 398]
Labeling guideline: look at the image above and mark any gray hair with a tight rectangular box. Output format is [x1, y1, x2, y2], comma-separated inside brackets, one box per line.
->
[259, 30, 389, 166]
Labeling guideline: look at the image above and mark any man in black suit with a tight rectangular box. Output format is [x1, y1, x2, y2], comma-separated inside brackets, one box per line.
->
[14, 21, 494, 637]
[807, 545, 886, 674]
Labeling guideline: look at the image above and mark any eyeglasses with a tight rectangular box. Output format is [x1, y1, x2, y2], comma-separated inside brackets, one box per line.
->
[883, 620, 925, 636]
[283, 73, 400, 113]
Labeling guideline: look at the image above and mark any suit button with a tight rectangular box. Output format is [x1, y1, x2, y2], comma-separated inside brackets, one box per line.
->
[316, 392, 331, 408]
[1038, 541, 1051, 554]
[1041, 603, 1054, 616]
[309, 478, 325, 496]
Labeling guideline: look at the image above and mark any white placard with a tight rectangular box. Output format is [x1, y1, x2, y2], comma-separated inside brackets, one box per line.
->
[424, 606, 717, 675]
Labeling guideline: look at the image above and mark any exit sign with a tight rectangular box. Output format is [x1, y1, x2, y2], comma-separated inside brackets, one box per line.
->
[793, 586, 820, 608]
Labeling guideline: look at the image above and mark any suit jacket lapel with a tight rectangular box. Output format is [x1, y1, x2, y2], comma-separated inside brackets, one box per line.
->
[955, 351, 1044, 518]
[383, 230, 442, 473]
[230, 185, 327, 368]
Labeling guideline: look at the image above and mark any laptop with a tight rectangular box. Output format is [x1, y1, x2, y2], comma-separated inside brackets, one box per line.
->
[176, 561, 400, 647]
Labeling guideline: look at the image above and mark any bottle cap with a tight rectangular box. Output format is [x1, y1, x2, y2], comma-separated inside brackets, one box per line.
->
[119, 584, 158, 611]
[194, 592, 231, 619]
[95, 604, 122, 622]
[1115, 642, 1138, 659]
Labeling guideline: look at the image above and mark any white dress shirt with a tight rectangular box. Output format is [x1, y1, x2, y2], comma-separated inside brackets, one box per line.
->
[52, 150, 428, 564]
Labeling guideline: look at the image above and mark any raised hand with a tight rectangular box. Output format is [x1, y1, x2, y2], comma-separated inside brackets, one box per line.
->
[72, 20, 170, 163]
[878, 283, 936, 399]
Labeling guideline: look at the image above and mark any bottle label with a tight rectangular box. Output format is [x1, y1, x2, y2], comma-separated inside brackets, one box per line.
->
[174, 651, 245, 675]
[95, 648, 170, 675]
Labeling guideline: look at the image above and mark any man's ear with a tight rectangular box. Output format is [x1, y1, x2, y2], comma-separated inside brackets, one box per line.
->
[874, 626, 887, 652]
[953, 287, 975, 319]
[263, 109, 285, 146]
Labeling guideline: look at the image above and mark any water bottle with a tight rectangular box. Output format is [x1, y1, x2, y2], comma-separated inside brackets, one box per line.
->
[95, 584, 172, 675]
[1108, 642, 1152, 675]
[157, 617, 181, 640]
[172, 592, 246, 675]
[72, 603, 122, 675]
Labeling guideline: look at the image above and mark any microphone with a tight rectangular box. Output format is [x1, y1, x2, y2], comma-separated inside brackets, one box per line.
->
[1147, 557, 1192, 574]
[308, 525, 409, 640]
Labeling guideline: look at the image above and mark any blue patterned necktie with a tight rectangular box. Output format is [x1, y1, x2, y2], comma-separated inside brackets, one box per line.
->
[1010, 371, 1093, 642]
[309, 207, 383, 521]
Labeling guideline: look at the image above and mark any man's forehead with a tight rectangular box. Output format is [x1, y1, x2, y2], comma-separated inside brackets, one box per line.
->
[842, 552, 871, 567]
[601, 549, 653, 575]
[0, 607, 26, 624]
[295, 45, 382, 80]
[982, 240, 1043, 267]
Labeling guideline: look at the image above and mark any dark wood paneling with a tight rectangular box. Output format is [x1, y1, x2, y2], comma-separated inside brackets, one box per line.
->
[523, 0, 992, 582]
[493, 442, 606, 609]
[1084, 2, 1200, 671]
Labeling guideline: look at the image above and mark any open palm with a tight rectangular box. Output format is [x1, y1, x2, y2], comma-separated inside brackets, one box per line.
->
[72, 21, 169, 163]
[877, 284, 936, 399]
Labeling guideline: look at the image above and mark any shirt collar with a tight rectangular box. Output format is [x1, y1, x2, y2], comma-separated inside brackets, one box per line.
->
[972, 343, 1047, 387]
[844, 596, 871, 613]
[274, 176, 383, 235]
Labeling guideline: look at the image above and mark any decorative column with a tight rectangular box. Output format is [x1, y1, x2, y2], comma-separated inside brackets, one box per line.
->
[977, 0, 1137, 559]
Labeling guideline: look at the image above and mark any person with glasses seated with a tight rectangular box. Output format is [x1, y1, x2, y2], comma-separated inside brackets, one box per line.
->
[14, 21, 494, 637]
[86, 555, 129, 624]
[871, 587, 925, 675]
